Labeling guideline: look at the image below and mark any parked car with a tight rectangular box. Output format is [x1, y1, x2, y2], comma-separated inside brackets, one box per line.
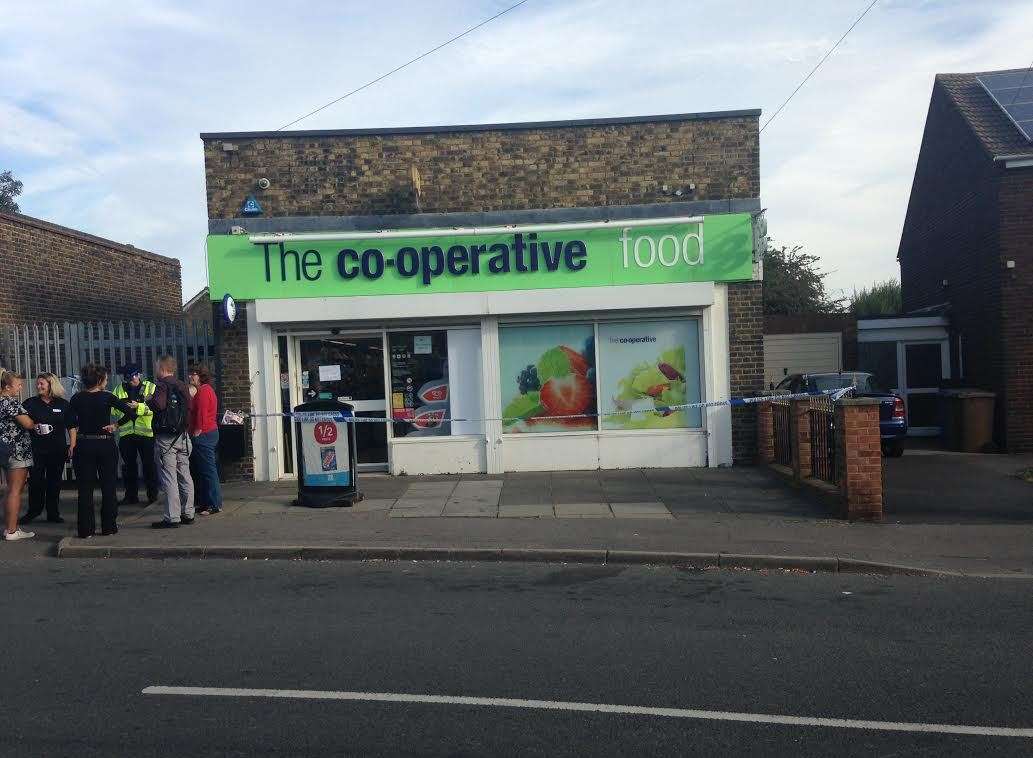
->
[773, 371, 907, 457]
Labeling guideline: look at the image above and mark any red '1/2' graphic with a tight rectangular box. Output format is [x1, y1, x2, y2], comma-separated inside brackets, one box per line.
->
[313, 421, 338, 445]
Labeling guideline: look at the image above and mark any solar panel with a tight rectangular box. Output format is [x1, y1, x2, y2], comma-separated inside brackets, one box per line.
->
[977, 71, 1033, 142]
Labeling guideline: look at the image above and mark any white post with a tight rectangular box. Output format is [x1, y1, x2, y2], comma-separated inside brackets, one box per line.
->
[480, 317, 503, 474]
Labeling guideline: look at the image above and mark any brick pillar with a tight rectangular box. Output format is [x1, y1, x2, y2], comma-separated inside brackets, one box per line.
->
[835, 398, 883, 520]
[790, 398, 811, 480]
[213, 299, 255, 482]
[756, 401, 774, 465]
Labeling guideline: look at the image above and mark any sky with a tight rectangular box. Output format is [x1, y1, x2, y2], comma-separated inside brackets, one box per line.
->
[2, 0, 1031, 303]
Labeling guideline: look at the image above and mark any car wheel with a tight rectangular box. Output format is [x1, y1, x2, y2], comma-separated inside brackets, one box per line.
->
[884, 442, 904, 458]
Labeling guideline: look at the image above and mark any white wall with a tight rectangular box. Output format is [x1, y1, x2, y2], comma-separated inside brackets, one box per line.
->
[389, 437, 486, 475]
[501, 431, 707, 472]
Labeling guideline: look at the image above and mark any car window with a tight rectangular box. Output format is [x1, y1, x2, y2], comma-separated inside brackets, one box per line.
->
[806, 374, 880, 393]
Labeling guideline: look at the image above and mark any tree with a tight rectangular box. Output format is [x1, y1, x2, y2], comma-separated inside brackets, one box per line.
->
[762, 244, 843, 315]
[850, 279, 901, 317]
[0, 170, 23, 213]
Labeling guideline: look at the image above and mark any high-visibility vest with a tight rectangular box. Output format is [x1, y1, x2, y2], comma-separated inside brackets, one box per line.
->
[113, 380, 156, 438]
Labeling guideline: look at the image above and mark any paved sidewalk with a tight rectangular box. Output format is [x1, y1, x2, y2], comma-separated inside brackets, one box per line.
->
[34, 468, 1033, 578]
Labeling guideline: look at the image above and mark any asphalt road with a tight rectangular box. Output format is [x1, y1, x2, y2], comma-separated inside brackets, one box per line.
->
[2, 558, 1031, 757]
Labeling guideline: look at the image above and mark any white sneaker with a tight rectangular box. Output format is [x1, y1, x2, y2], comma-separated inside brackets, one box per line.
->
[3, 529, 35, 541]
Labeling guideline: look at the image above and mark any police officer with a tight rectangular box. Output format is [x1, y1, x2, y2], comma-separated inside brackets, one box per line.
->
[113, 363, 158, 504]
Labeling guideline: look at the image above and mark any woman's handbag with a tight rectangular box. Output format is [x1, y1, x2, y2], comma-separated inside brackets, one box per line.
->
[0, 440, 12, 468]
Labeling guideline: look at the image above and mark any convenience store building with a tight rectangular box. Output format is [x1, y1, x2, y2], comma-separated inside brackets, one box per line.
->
[201, 111, 765, 481]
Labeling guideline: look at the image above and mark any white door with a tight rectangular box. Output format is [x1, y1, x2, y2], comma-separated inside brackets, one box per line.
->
[900, 341, 949, 436]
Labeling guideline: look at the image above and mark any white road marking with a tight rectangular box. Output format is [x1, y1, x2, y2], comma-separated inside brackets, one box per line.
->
[141, 686, 1033, 738]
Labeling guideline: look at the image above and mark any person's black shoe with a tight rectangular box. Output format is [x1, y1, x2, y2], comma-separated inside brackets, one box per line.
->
[151, 520, 179, 529]
[46, 516, 65, 524]
[147, 493, 159, 505]
[17, 514, 39, 526]
[101, 526, 118, 536]
[181, 516, 195, 525]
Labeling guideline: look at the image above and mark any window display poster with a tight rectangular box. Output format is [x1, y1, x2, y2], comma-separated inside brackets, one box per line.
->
[499, 324, 596, 433]
[389, 331, 450, 437]
[598, 320, 702, 430]
[300, 419, 351, 486]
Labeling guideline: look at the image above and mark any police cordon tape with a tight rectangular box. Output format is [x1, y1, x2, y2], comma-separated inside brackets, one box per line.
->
[221, 388, 854, 426]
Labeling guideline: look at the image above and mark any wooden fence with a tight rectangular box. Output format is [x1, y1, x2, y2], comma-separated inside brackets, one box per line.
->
[0, 319, 214, 396]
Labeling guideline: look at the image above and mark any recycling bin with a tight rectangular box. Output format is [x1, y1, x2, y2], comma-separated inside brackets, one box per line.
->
[941, 389, 996, 453]
[292, 399, 360, 507]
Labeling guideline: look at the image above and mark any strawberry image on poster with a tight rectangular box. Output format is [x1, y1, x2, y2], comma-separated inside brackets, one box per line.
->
[501, 335, 596, 432]
[539, 373, 593, 416]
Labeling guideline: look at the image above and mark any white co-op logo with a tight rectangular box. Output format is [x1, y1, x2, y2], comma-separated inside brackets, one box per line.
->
[620, 227, 703, 269]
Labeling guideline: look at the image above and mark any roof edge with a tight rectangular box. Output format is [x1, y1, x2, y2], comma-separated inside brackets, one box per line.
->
[0, 210, 180, 267]
[200, 109, 762, 141]
[206, 198, 762, 234]
[182, 286, 210, 311]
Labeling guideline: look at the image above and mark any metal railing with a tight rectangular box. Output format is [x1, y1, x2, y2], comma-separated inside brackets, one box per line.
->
[1, 319, 213, 396]
[808, 395, 837, 484]
[772, 398, 792, 466]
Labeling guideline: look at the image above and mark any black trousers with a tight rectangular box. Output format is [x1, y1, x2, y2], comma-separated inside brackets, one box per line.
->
[74, 439, 119, 537]
[119, 435, 157, 501]
[26, 447, 68, 521]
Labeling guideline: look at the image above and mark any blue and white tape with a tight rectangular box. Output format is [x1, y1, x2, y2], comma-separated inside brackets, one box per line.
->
[224, 388, 853, 426]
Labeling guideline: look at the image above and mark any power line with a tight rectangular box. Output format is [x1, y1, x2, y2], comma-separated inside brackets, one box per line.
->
[760, 0, 880, 133]
[276, 1, 530, 131]
[1008, 58, 1033, 105]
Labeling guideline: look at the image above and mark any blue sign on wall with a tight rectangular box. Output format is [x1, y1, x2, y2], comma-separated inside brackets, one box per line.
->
[241, 195, 263, 216]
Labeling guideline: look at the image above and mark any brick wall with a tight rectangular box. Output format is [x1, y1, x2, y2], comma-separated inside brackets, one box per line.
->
[0, 211, 182, 323]
[212, 300, 253, 481]
[998, 168, 1033, 452]
[203, 116, 759, 219]
[728, 281, 763, 464]
[897, 81, 1006, 445]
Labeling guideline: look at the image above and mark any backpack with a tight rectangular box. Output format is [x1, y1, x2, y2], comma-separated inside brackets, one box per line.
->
[153, 383, 188, 436]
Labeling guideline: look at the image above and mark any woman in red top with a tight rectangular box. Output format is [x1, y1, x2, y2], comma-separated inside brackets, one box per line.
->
[188, 364, 222, 514]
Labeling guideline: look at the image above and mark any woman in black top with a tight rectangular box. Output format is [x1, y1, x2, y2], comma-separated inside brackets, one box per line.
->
[20, 372, 77, 525]
[69, 364, 140, 538]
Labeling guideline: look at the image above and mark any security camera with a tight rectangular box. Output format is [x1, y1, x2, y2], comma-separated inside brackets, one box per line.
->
[330, 327, 341, 335]
[257, 177, 271, 190]
[230, 225, 247, 235]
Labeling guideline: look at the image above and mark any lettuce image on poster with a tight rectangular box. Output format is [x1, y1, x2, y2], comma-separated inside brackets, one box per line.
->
[599, 320, 702, 429]
[499, 324, 596, 433]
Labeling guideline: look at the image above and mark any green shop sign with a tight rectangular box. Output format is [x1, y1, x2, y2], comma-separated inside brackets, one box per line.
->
[206, 214, 755, 300]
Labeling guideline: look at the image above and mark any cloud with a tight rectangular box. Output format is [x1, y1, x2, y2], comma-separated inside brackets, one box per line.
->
[2, 0, 1032, 304]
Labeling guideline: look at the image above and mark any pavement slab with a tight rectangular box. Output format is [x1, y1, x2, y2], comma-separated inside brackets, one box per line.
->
[554, 503, 613, 518]
[611, 502, 673, 519]
[499, 504, 555, 519]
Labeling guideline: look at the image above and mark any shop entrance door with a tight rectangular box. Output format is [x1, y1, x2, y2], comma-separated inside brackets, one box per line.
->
[295, 335, 388, 470]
